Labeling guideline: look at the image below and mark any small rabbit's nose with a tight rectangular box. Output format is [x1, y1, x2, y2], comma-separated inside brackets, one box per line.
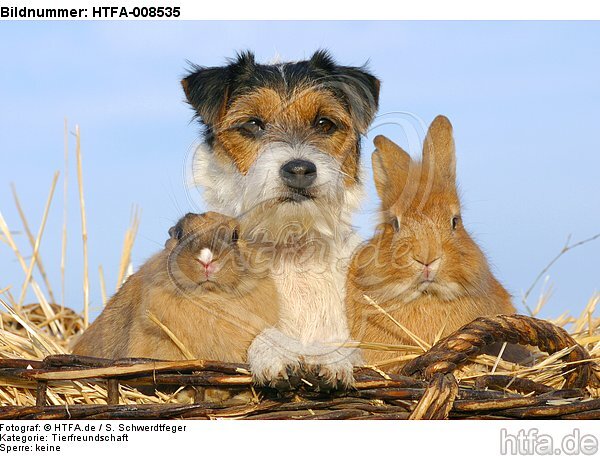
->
[197, 248, 214, 267]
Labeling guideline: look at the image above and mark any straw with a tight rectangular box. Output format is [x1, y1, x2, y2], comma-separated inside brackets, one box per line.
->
[98, 265, 107, 307]
[75, 125, 89, 328]
[10, 183, 56, 304]
[16, 172, 59, 309]
[61, 118, 69, 308]
[115, 206, 141, 290]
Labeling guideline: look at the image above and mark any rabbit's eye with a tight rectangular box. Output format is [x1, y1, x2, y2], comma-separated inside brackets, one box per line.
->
[451, 216, 460, 230]
[391, 217, 401, 232]
[231, 229, 239, 243]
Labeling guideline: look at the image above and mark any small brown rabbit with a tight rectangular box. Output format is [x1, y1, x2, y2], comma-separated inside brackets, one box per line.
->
[346, 115, 519, 369]
[72, 212, 279, 362]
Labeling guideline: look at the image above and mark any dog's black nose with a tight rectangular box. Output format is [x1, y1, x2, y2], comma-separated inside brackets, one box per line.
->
[280, 159, 317, 189]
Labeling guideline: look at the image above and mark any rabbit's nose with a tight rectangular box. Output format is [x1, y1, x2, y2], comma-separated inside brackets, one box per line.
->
[197, 248, 219, 276]
[197, 248, 213, 266]
[413, 256, 441, 280]
[412, 254, 440, 268]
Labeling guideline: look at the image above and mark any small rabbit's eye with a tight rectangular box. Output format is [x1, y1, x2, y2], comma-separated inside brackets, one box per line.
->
[391, 217, 400, 232]
[451, 216, 460, 230]
[231, 229, 239, 243]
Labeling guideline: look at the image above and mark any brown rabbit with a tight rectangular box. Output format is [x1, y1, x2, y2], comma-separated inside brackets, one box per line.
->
[346, 115, 519, 370]
[72, 212, 279, 362]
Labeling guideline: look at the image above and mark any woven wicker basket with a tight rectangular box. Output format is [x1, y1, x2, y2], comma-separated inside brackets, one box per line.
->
[0, 314, 597, 420]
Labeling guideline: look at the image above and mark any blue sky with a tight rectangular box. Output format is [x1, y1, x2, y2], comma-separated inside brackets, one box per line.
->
[0, 21, 598, 320]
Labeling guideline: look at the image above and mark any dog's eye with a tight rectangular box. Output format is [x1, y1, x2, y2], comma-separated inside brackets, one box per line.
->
[238, 118, 265, 137]
[451, 215, 460, 230]
[314, 117, 337, 134]
[392, 217, 400, 232]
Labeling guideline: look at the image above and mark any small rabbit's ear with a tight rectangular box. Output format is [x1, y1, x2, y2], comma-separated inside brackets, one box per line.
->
[422, 115, 456, 185]
[168, 224, 184, 241]
[372, 135, 412, 209]
[165, 222, 182, 249]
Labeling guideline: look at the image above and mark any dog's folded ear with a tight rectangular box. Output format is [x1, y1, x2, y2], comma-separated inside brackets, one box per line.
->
[342, 66, 380, 133]
[181, 65, 229, 128]
[181, 51, 256, 128]
[309, 50, 380, 134]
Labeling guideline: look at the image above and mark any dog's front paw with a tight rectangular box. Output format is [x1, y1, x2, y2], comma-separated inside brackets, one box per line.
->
[248, 330, 363, 392]
[247, 328, 303, 390]
[301, 345, 361, 391]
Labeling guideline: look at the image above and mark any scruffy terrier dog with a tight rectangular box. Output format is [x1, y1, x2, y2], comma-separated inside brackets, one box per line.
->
[182, 50, 380, 388]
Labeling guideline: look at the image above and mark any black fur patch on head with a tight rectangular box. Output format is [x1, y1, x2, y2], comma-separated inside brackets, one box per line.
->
[182, 51, 257, 143]
[306, 50, 380, 132]
[181, 49, 380, 143]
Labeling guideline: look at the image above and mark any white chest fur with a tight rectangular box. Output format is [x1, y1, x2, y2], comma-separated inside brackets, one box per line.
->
[272, 235, 355, 345]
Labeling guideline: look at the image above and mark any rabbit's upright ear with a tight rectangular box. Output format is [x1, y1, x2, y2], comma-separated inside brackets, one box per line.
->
[422, 115, 456, 186]
[372, 135, 412, 209]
